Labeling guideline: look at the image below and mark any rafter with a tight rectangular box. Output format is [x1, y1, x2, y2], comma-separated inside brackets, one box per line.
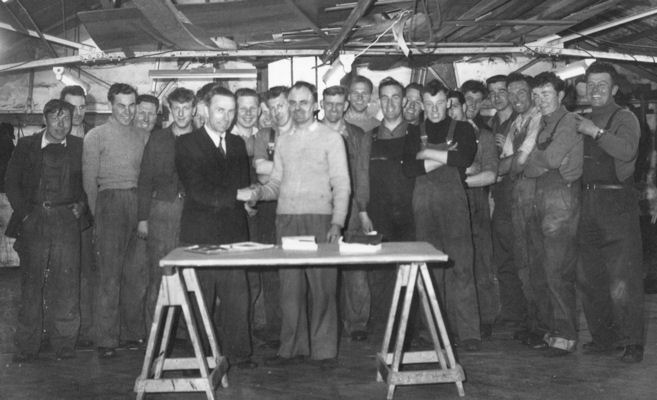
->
[11, 0, 58, 57]
[322, 0, 375, 63]
[283, 0, 331, 44]
[132, 0, 234, 50]
[0, 22, 95, 50]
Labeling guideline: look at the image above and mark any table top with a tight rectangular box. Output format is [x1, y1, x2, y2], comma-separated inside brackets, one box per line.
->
[160, 242, 448, 268]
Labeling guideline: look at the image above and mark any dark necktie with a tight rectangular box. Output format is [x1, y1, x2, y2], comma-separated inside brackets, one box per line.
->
[218, 136, 225, 158]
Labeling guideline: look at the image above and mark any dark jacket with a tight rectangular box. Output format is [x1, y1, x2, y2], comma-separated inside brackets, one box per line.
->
[137, 126, 184, 221]
[4, 132, 86, 238]
[175, 127, 250, 245]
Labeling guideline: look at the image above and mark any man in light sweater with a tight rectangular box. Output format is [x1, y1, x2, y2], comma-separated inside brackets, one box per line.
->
[82, 83, 149, 358]
[238, 81, 350, 369]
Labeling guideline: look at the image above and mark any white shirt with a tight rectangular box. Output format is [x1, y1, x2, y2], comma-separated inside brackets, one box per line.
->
[204, 124, 226, 153]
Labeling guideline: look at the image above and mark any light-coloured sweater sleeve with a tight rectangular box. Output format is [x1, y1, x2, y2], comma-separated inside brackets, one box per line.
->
[82, 129, 101, 216]
[258, 138, 282, 201]
[328, 133, 351, 227]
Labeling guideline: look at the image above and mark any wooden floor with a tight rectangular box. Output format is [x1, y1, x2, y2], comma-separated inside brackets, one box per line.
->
[0, 267, 655, 400]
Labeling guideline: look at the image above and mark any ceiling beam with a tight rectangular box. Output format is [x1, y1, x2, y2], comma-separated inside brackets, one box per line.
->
[132, 0, 234, 50]
[440, 0, 538, 42]
[490, 0, 587, 43]
[5, 44, 657, 74]
[530, 4, 657, 45]
[519, 0, 622, 43]
[12, 0, 58, 57]
[283, 0, 331, 44]
[0, 22, 96, 50]
[442, 19, 578, 27]
[0, 1, 29, 35]
[322, 0, 375, 63]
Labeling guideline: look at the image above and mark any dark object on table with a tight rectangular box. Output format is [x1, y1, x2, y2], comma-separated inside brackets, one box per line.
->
[343, 232, 383, 245]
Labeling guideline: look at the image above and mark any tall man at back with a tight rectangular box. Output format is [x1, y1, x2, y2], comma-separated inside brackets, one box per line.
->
[82, 83, 149, 358]
[233, 88, 260, 156]
[60, 85, 90, 138]
[134, 94, 159, 134]
[403, 82, 424, 126]
[137, 87, 195, 330]
[345, 75, 380, 133]
[576, 62, 644, 363]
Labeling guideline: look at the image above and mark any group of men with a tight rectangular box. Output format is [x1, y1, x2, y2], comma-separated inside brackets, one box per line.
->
[5, 60, 645, 369]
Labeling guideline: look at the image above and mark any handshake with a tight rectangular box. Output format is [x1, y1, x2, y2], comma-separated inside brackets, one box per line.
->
[236, 185, 259, 203]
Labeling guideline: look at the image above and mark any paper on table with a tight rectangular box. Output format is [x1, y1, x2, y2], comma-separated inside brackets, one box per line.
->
[184, 244, 226, 254]
[219, 241, 275, 251]
[281, 235, 318, 251]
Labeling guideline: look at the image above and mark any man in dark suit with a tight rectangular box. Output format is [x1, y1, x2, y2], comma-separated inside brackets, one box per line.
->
[5, 99, 87, 362]
[175, 85, 255, 369]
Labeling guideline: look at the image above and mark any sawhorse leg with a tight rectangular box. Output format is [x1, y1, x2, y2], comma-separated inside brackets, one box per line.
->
[376, 262, 465, 399]
[134, 267, 229, 400]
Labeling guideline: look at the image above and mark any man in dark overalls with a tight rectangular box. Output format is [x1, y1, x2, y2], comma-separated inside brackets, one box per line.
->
[576, 62, 645, 363]
[6, 99, 87, 362]
[360, 77, 414, 324]
[521, 72, 582, 357]
[402, 80, 480, 351]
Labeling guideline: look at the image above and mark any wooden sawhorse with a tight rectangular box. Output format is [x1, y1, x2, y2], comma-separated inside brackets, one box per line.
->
[134, 267, 228, 400]
[376, 262, 465, 399]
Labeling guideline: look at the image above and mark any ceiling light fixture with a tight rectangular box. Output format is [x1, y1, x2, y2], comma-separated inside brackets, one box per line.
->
[52, 66, 90, 94]
[555, 58, 596, 80]
[149, 68, 257, 80]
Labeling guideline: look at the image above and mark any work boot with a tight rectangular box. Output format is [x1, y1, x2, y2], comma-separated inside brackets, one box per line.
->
[620, 345, 644, 363]
[56, 347, 76, 360]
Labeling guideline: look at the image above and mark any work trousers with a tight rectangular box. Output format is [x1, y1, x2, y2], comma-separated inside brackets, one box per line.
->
[413, 178, 480, 342]
[578, 187, 645, 347]
[492, 181, 526, 324]
[466, 187, 498, 326]
[144, 197, 183, 331]
[276, 214, 338, 360]
[15, 207, 80, 354]
[92, 189, 146, 348]
[367, 193, 414, 325]
[78, 226, 95, 343]
[341, 202, 371, 334]
[197, 267, 252, 360]
[529, 172, 580, 351]
[249, 200, 280, 339]
[511, 177, 549, 334]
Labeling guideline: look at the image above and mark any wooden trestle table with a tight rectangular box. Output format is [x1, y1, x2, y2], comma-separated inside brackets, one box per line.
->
[134, 241, 465, 400]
